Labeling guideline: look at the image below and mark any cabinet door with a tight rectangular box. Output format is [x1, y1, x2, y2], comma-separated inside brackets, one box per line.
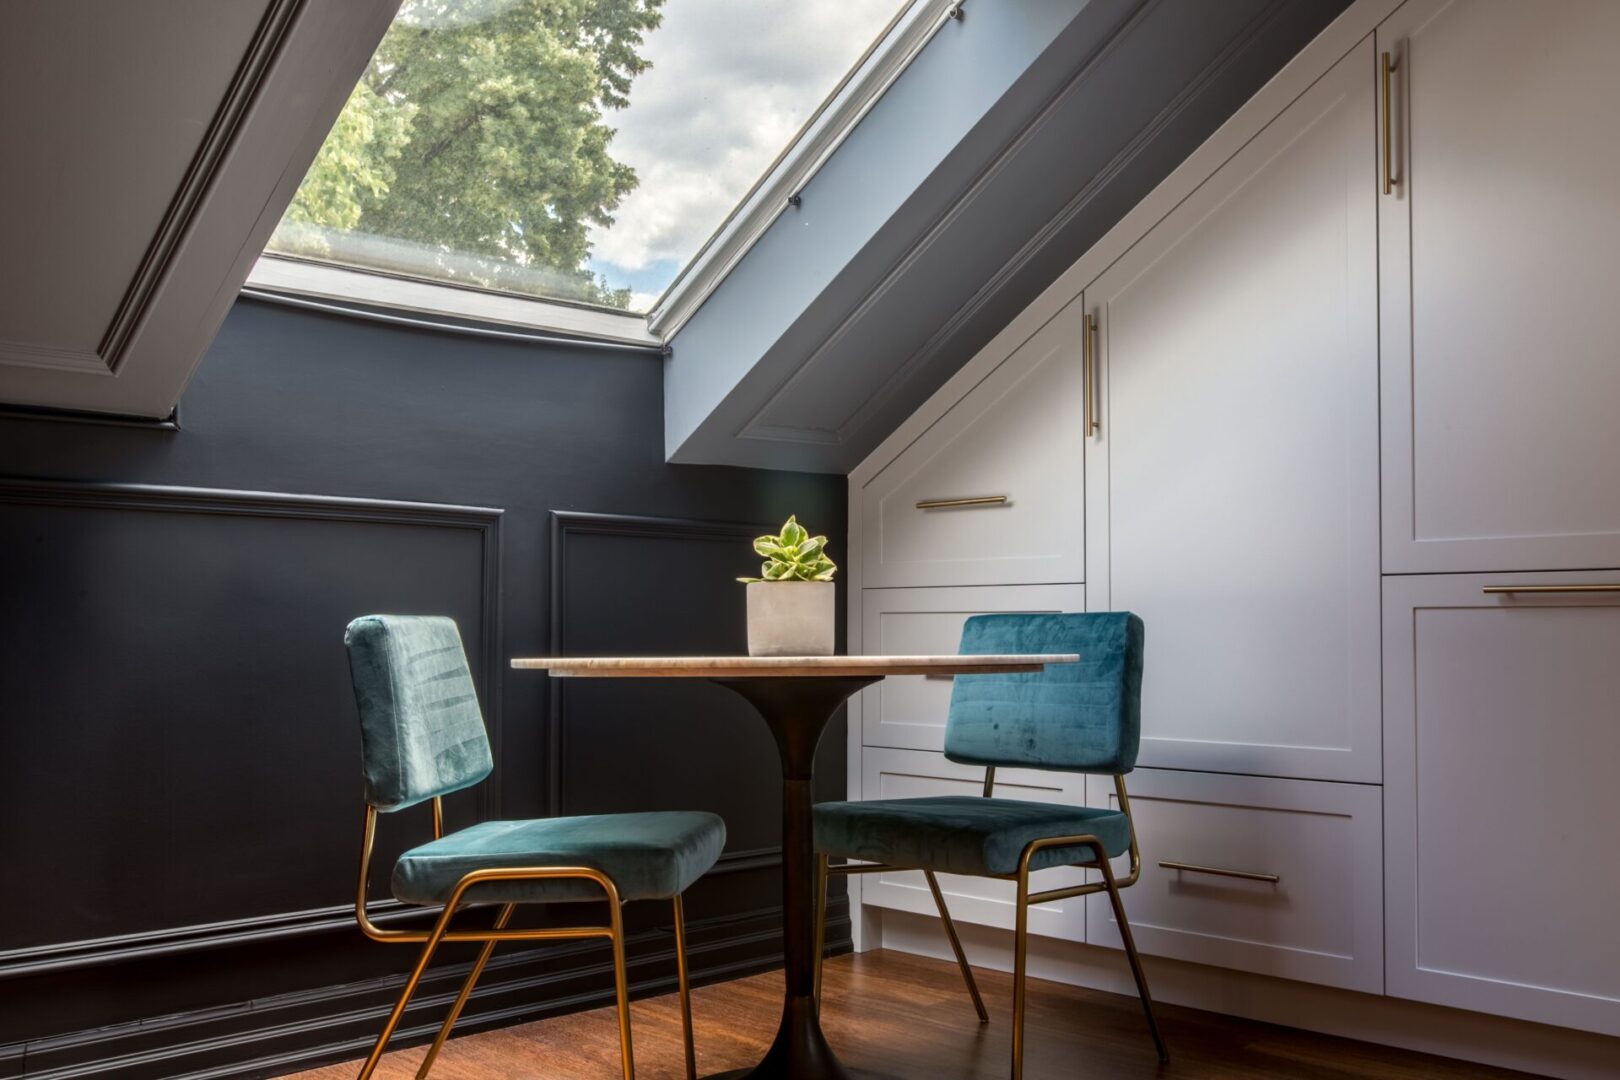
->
[1085, 41, 1381, 782]
[1086, 769, 1382, 993]
[1379, 0, 1620, 573]
[857, 748, 1088, 942]
[858, 297, 1086, 589]
[1384, 572, 1620, 1036]
[856, 584, 1085, 751]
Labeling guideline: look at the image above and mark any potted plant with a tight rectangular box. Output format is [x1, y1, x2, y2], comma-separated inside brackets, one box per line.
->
[738, 516, 837, 656]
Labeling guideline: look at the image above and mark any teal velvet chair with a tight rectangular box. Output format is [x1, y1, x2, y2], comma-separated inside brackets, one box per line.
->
[345, 615, 725, 1080]
[812, 612, 1166, 1077]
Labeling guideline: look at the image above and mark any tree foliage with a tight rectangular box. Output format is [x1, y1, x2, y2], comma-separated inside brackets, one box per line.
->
[283, 0, 663, 308]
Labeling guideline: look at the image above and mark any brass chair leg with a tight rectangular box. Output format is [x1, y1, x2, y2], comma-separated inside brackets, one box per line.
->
[415, 903, 515, 1079]
[357, 899, 462, 1080]
[1099, 856, 1168, 1063]
[1010, 868, 1032, 1080]
[813, 854, 829, 1006]
[608, 898, 636, 1080]
[924, 870, 989, 1024]
[673, 895, 697, 1080]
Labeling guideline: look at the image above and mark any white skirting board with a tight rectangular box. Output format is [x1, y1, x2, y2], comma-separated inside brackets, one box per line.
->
[867, 909, 1618, 1080]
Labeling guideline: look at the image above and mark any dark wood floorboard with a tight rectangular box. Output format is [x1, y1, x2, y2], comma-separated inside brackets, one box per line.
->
[283, 949, 1543, 1079]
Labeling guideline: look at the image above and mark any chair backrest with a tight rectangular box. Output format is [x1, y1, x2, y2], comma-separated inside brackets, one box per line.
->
[344, 614, 493, 812]
[943, 612, 1143, 775]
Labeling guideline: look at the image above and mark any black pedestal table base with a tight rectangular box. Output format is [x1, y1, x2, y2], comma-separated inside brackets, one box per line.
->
[707, 675, 896, 1080]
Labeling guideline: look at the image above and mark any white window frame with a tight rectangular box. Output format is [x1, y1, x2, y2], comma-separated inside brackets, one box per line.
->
[242, 0, 960, 347]
[646, 0, 961, 338]
[244, 255, 662, 347]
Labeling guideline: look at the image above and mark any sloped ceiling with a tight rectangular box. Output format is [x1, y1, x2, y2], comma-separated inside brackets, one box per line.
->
[0, 0, 399, 419]
[665, 0, 1352, 473]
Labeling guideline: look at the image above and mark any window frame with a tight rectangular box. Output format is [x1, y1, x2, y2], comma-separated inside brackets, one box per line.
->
[242, 0, 960, 346]
[245, 254, 661, 346]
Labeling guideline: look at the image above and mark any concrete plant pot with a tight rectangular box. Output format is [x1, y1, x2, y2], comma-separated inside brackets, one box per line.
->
[746, 580, 835, 656]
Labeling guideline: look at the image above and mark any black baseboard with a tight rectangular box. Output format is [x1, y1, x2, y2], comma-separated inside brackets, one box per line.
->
[6, 899, 850, 1080]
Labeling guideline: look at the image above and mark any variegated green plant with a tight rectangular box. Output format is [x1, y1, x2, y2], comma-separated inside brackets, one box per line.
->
[737, 516, 838, 583]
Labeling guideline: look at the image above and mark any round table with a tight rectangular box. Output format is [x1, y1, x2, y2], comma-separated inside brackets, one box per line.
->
[510, 654, 1077, 1080]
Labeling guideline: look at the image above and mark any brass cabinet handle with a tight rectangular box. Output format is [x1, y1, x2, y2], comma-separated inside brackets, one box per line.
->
[1381, 50, 1400, 195]
[915, 495, 1008, 510]
[1159, 859, 1281, 884]
[1083, 311, 1100, 437]
[1483, 584, 1620, 595]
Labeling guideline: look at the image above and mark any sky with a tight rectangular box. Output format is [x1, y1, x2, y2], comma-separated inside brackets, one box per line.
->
[585, 0, 904, 312]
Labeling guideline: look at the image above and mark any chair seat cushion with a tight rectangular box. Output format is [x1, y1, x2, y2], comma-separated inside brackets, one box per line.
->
[392, 811, 726, 905]
[814, 796, 1129, 877]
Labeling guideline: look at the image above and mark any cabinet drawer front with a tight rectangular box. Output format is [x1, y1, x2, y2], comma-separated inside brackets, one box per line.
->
[1086, 769, 1382, 993]
[857, 748, 1087, 942]
[1384, 571, 1620, 1036]
[856, 584, 1086, 751]
[858, 297, 1085, 589]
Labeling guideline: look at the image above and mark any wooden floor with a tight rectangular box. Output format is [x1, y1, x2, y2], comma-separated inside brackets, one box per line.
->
[286, 949, 1539, 1080]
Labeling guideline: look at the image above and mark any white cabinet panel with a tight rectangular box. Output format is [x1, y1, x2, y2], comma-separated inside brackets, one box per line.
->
[1086, 41, 1381, 782]
[1384, 572, 1620, 1036]
[1086, 769, 1382, 993]
[858, 297, 1086, 588]
[857, 584, 1085, 751]
[857, 748, 1088, 942]
[1379, 0, 1620, 573]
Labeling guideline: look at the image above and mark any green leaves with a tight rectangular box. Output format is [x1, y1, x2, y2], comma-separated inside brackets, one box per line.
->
[278, 0, 664, 310]
[737, 515, 838, 583]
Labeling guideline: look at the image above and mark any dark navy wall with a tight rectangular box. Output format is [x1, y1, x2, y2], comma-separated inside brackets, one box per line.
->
[0, 295, 848, 1078]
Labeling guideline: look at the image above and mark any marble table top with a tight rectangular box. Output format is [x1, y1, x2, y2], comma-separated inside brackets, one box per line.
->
[510, 654, 1079, 678]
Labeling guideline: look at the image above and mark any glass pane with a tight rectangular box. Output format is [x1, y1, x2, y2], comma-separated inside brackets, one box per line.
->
[266, 0, 907, 314]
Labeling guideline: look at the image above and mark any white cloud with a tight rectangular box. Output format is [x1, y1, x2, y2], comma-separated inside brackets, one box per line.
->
[588, 0, 901, 290]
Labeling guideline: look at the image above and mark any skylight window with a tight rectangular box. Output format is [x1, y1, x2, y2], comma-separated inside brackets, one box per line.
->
[265, 0, 908, 316]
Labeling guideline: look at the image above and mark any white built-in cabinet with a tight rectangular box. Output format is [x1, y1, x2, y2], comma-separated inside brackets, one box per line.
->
[1378, 0, 1620, 575]
[1084, 38, 1381, 784]
[1372, 0, 1620, 1039]
[1383, 572, 1620, 1036]
[846, 0, 1620, 1047]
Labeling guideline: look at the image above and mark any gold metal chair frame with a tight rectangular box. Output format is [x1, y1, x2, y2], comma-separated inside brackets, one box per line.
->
[353, 799, 698, 1080]
[812, 771, 1167, 1079]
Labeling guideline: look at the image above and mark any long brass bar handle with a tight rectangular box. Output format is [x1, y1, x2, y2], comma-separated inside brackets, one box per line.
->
[1160, 859, 1280, 884]
[1381, 50, 1399, 195]
[1483, 584, 1620, 595]
[915, 495, 1008, 510]
[1083, 311, 1099, 436]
